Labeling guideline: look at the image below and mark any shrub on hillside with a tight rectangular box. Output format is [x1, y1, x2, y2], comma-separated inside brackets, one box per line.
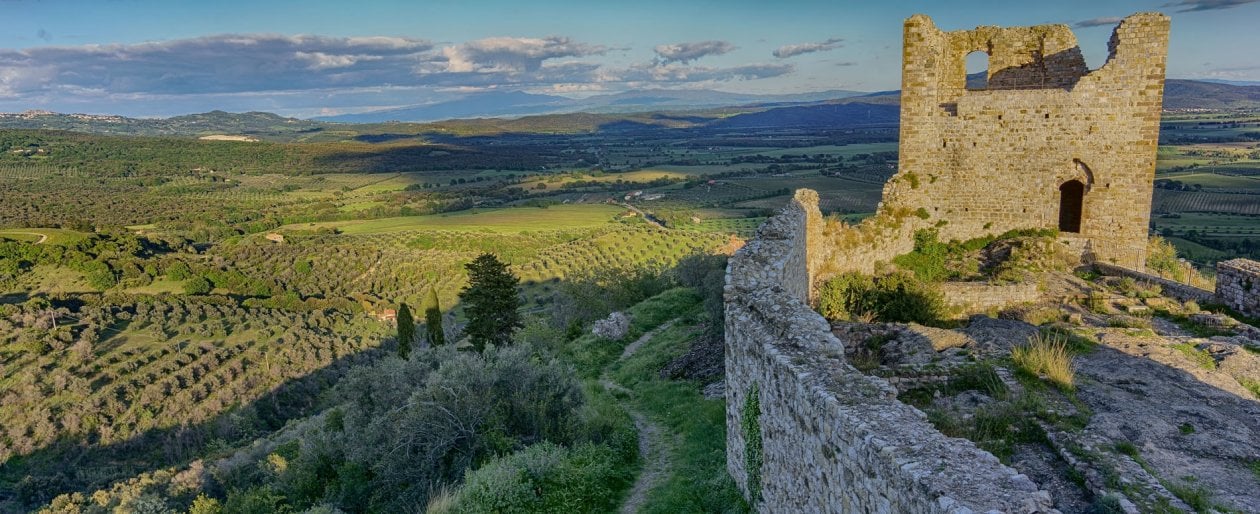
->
[553, 262, 673, 330]
[232, 344, 590, 512]
[451, 442, 633, 513]
[671, 253, 729, 341]
[1146, 236, 1215, 288]
[818, 271, 946, 324]
[892, 228, 1063, 283]
[1146, 236, 1185, 282]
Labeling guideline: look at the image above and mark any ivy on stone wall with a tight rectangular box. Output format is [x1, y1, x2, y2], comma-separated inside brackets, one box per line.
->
[742, 382, 763, 503]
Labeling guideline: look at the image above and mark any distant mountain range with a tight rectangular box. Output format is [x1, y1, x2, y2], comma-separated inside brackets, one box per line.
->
[0, 79, 1255, 139]
[1162, 79, 1260, 110]
[1196, 79, 1260, 87]
[314, 88, 869, 123]
[0, 110, 325, 139]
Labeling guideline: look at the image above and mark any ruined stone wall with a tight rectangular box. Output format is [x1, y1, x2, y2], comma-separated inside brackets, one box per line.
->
[725, 192, 1056, 512]
[1094, 263, 1216, 304]
[885, 13, 1169, 269]
[940, 281, 1041, 313]
[1216, 259, 1260, 318]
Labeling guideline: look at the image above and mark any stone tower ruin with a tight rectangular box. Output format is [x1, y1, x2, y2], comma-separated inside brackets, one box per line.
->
[725, 13, 1176, 512]
[882, 13, 1170, 269]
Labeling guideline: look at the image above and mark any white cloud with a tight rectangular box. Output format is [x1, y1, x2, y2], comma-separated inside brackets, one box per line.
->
[1073, 17, 1124, 28]
[653, 40, 735, 64]
[0, 32, 804, 117]
[1162, 0, 1258, 12]
[607, 62, 792, 84]
[441, 36, 606, 73]
[773, 38, 842, 59]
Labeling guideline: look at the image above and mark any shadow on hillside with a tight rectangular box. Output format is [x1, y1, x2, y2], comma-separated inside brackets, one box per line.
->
[0, 341, 393, 508]
[310, 141, 565, 174]
[0, 251, 726, 509]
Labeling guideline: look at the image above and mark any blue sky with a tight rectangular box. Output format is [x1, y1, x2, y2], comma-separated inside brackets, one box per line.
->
[1, 0, 1257, 117]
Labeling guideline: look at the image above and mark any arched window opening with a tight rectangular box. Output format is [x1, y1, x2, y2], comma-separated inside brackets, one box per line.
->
[1059, 180, 1085, 233]
[965, 51, 989, 90]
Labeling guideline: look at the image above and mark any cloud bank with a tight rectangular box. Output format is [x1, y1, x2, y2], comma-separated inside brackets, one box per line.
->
[1073, 16, 1124, 28]
[440, 36, 605, 73]
[1162, 0, 1258, 12]
[652, 40, 735, 64]
[773, 37, 842, 58]
[0, 32, 799, 117]
[0, 34, 436, 96]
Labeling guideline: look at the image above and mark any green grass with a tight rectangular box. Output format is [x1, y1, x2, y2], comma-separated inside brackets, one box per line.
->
[284, 204, 626, 234]
[562, 288, 702, 379]
[1164, 478, 1217, 514]
[1170, 342, 1216, 370]
[517, 169, 688, 189]
[0, 227, 92, 245]
[1239, 378, 1260, 399]
[122, 277, 187, 295]
[1011, 333, 1077, 392]
[1163, 236, 1234, 263]
[547, 287, 748, 513]
[1158, 172, 1260, 189]
[753, 142, 896, 159]
[602, 296, 748, 514]
[8, 265, 95, 294]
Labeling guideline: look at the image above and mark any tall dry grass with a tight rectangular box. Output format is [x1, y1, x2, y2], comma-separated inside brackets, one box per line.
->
[1012, 333, 1077, 391]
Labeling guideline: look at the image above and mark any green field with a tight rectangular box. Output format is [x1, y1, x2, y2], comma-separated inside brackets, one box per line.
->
[0, 228, 91, 245]
[1153, 212, 1260, 235]
[753, 142, 896, 158]
[1163, 236, 1236, 264]
[287, 204, 627, 234]
[1158, 171, 1260, 189]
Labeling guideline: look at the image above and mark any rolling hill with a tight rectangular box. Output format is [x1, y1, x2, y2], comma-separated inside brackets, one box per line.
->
[0, 79, 1254, 140]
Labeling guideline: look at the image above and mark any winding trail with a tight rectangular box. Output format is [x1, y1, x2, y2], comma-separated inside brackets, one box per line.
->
[600, 319, 679, 514]
[1, 231, 48, 244]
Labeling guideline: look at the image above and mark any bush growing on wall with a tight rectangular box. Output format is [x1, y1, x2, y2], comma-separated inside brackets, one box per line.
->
[892, 228, 1061, 283]
[818, 271, 946, 324]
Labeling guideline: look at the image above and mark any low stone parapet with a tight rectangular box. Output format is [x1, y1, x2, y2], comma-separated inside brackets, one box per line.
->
[1094, 263, 1215, 304]
[1216, 259, 1260, 319]
[940, 281, 1041, 313]
[725, 190, 1057, 513]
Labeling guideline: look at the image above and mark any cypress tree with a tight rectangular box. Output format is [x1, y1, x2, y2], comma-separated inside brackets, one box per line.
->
[396, 303, 414, 359]
[459, 253, 523, 352]
[424, 287, 446, 346]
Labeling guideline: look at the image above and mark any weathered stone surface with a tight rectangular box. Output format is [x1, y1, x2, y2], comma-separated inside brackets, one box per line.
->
[886, 13, 1170, 270]
[1216, 259, 1260, 318]
[1095, 263, 1215, 303]
[941, 282, 1040, 313]
[726, 193, 1057, 513]
[723, 11, 1180, 513]
[592, 311, 631, 340]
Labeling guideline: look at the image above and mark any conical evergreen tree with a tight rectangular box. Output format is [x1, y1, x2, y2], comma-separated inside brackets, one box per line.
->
[423, 287, 446, 346]
[459, 253, 522, 352]
[396, 303, 414, 359]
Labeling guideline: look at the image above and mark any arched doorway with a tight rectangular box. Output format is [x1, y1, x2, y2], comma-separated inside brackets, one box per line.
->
[1059, 180, 1085, 233]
